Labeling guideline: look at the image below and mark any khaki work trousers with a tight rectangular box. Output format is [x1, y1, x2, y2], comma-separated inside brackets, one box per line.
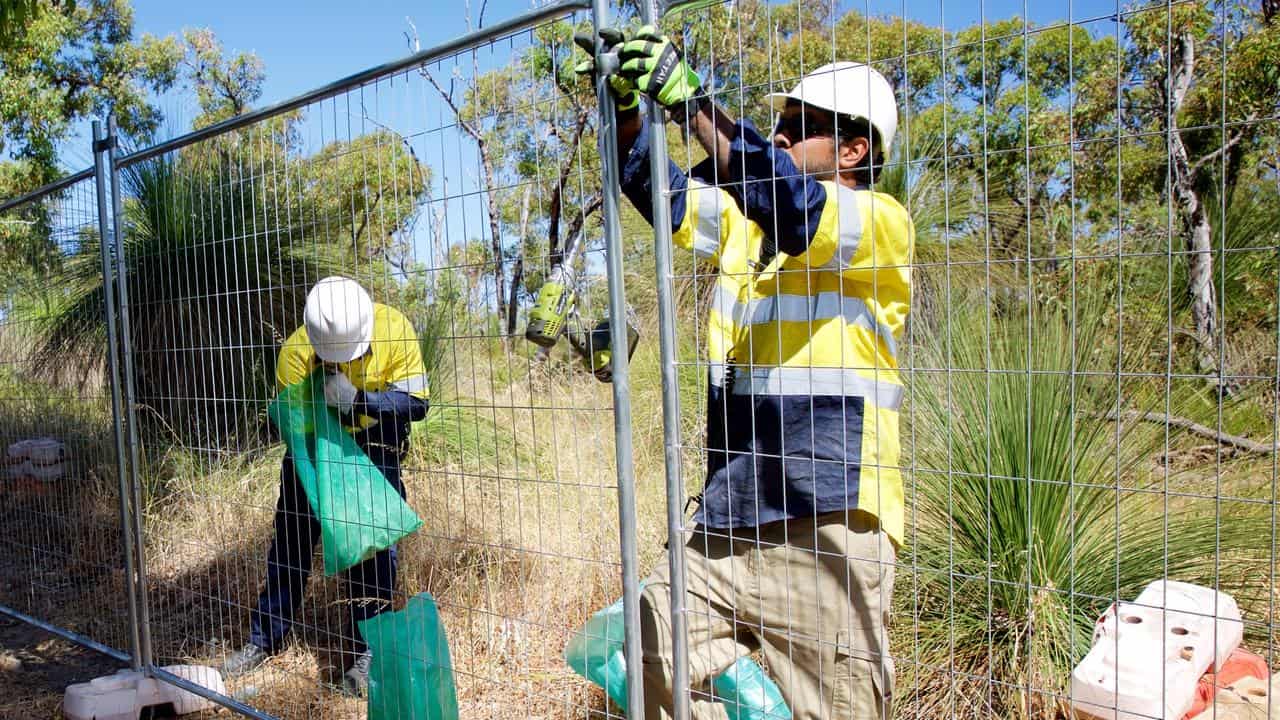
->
[640, 510, 895, 720]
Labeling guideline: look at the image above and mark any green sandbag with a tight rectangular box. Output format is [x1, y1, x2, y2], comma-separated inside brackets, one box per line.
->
[267, 369, 423, 576]
[358, 592, 459, 720]
[564, 589, 791, 718]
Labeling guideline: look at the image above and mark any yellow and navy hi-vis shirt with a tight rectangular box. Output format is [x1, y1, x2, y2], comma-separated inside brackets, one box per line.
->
[621, 117, 914, 546]
[277, 303, 429, 436]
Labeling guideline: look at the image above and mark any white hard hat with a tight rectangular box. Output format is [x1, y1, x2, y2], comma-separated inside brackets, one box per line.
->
[304, 276, 374, 363]
[765, 61, 898, 153]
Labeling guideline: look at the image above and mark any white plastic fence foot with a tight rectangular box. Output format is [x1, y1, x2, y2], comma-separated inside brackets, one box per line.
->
[62, 664, 226, 719]
[1070, 580, 1244, 720]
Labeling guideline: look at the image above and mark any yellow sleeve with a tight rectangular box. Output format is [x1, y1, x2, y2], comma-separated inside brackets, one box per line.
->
[379, 307, 430, 400]
[671, 179, 733, 262]
[275, 326, 315, 393]
[793, 184, 915, 284]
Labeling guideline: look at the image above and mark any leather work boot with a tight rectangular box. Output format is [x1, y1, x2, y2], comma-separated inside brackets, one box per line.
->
[342, 650, 372, 697]
[222, 643, 270, 678]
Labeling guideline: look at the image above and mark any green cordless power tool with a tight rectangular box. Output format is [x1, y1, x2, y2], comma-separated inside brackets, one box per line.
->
[524, 231, 637, 383]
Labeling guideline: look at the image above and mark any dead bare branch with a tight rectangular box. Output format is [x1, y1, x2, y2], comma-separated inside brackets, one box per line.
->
[1189, 114, 1258, 174]
[1105, 410, 1277, 455]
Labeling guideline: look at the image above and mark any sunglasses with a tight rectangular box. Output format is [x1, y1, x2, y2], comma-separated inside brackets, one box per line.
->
[773, 110, 841, 141]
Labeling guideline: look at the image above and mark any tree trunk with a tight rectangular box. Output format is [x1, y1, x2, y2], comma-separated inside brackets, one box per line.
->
[420, 69, 507, 324]
[1167, 31, 1225, 385]
[505, 184, 533, 337]
[476, 135, 508, 325]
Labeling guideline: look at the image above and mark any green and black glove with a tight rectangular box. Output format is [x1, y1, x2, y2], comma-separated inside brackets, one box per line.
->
[573, 28, 639, 111]
[617, 25, 702, 112]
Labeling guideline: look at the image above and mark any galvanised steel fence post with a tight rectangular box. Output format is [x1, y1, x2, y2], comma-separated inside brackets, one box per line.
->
[92, 118, 144, 672]
[637, 0, 692, 717]
[589, 0, 646, 716]
[107, 116, 156, 669]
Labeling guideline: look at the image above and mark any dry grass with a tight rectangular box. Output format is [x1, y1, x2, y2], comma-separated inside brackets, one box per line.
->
[3, 313, 1277, 719]
[121, 347, 652, 718]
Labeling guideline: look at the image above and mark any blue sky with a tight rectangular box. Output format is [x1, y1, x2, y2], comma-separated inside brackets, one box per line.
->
[54, 0, 1127, 280]
[129, 0, 549, 128]
[51, 0, 1126, 172]
[125, 0, 1123, 130]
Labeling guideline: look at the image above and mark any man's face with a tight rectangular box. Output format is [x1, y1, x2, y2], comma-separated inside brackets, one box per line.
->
[772, 102, 841, 178]
[319, 346, 371, 373]
[772, 101, 870, 181]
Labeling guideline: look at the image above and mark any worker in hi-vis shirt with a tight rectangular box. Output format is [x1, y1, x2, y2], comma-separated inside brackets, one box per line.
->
[222, 276, 429, 696]
[585, 24, 914, 718]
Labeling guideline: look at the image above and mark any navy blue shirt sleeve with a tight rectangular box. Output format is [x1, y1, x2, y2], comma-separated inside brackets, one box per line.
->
[727, 120, 827, 256]
[355, 390, 428, 424]
[619, 113, 690, 236]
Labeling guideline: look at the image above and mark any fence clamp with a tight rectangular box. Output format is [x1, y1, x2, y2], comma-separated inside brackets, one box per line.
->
[93, 136, 116, 153]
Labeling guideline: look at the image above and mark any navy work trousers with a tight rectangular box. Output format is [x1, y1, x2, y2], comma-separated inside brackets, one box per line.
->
[249, 440, 406, 655]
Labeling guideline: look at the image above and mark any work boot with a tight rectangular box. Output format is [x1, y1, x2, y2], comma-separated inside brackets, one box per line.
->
[221, 643, 269, 678]
[341, 650, 372, 697]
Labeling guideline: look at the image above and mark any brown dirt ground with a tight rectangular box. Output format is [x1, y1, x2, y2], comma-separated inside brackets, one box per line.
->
[0, 615, 126, 720]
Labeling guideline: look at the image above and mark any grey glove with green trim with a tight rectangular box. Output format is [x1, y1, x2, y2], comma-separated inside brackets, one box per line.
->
[616, 25, 702, 111]
[573, 28, 639, 111]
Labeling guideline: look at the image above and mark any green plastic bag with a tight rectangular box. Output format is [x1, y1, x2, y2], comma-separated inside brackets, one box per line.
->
[564, 591, 791, 718]
[267, 369, 423, 576]
[358, 592, 459, 720]
[564, 593, 629, 707]
[713, 657, 793, 720]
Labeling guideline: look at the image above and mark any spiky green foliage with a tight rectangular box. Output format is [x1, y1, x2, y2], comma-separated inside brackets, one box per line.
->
[414, 288, 463, 401]
[876, 128, 1020, 334]
[900, 298, 1268, 718]
[27, 141, 338, 449]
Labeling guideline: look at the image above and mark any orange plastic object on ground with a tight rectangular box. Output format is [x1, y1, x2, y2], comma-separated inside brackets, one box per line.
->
[1184, 648, 1268, 719]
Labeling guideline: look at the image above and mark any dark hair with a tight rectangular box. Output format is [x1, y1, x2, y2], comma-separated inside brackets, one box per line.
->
[836, 114, 882, 185]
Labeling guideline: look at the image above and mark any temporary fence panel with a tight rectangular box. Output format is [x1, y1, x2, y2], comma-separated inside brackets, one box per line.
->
[101, 1, 644, 718]
[643, 1, 1280, 720]
[0, 1, 652, 718]
[0, 157, 142, 710]
[1, 0, 1277, 719]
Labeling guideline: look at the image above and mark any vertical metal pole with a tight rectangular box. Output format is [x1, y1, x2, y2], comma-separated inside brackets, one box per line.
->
[92, 119, 143, 671]
[107, 117, 155, 669]
[638, 2, 691, 719]
[589, 1, 646, 717]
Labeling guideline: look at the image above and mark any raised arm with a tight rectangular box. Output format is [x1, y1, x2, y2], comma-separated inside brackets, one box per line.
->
[617, 28, 826, 257]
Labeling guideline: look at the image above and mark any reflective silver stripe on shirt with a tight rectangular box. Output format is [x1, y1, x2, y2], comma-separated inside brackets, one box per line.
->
[712, 286, 899, 359]
[687, 179, 721, 259]
[390, 373, 430, 395]
[730, 366, 904, 409]
[822, 186, 862, 269]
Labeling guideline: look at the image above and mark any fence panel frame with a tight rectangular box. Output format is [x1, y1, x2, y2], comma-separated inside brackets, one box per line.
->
[0, 2, 654, 717]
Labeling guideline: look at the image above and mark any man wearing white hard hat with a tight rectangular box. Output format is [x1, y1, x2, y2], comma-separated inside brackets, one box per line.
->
[222, 276, 429, 696]
[583, 27, 914, 719]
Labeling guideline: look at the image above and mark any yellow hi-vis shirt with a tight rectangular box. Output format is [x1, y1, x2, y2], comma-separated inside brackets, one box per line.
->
[677, 177, 914, 546]
[276, 303, 429, 431]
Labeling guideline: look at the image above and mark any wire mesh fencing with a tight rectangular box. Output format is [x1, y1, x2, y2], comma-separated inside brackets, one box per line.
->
[644, 0, 1280, 719]
[0, 0, 650, 717]
[0, 165, 143, 696]
[110, 3, 644, 718]
[1, 0, 1278, 719]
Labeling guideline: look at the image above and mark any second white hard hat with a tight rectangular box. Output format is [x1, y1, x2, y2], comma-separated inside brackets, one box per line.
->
[765, 61, 898, 153]
[304, 276, 374, 363]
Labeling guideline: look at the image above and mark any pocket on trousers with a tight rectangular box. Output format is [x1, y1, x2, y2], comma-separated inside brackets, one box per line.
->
[831, 630, 892, 719]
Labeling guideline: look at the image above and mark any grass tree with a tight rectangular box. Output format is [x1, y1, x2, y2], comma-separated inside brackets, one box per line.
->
[27, 138, 338, 451]
[898, 295, 1269, 718]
